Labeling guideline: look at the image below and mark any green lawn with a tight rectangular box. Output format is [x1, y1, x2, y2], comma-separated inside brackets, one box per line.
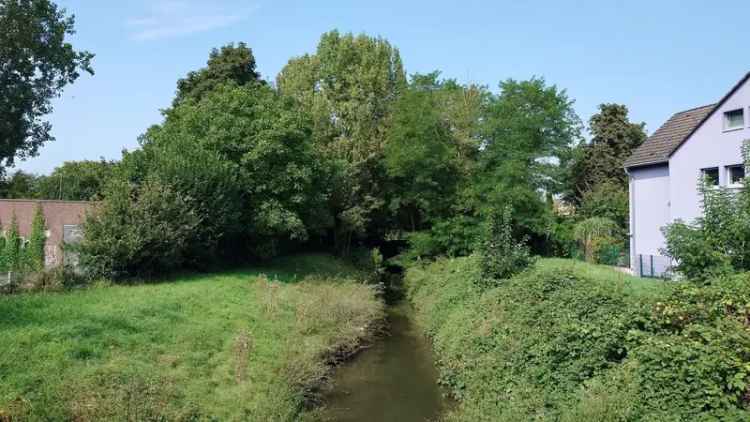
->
[0, 254, 384, 421]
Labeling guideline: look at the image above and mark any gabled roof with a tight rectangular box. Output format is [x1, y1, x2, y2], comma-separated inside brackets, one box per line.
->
[624, 71, 750, 169]
[623, 104, 715, 168]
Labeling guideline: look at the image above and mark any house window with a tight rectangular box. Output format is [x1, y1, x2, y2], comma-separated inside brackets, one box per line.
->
[702, 167, 719, 186]
[724, 109, 745, 131]
[728, 165, 745, 187]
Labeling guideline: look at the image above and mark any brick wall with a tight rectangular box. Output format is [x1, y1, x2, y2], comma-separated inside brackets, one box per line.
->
[0, 200, 94, 267]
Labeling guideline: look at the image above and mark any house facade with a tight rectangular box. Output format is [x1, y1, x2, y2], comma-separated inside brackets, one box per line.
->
[624, 72, 750, 277]
[0, 199, 93, 268]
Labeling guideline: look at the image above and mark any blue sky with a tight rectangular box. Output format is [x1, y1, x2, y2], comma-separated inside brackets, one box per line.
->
[20, 0, 750, 174]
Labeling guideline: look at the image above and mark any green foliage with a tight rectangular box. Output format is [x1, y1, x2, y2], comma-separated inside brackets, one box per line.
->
[278, 30, 406, 253]
[404, 215, 482, 261]
[663, 156, 750, 280]
[467, 78, 581, 238]
[85, 81, 331, 276]
[478, 206, 535, 286]
[405, 257, 750, 421]
[573, 217, 620, 263]
[0, 171, 40, 198]
[2, 214, 22, 272]
[578, 181, 629, 230]
[172, 42, 262, 107]
[385, 72, 463, 228]
[77, 177, 202, 279]
[569, 103, 646, 202]
[0, 160, 114, 200]
[25, 204, 46, 271]
[0, 0, 94, 173]
[35, 159, 115, 200]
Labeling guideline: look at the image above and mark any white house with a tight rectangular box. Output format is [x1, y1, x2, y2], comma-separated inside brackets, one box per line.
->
[624, 72, 750, 277]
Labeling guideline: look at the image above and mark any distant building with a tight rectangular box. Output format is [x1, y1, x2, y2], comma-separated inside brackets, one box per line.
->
[624, 72, 750, 277]
[0, 199, 94, 268]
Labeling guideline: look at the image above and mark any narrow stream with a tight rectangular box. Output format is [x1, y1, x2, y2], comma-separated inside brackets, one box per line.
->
[318, 300, 450, 422]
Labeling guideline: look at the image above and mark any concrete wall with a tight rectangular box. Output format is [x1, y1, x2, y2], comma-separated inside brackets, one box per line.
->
[629, 164, 670, 270]
[670, 80, 750, 222]
[0, 200, 93, 267]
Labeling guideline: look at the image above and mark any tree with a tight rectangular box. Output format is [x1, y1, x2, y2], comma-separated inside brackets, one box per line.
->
[0, 0, 94, 173]
[127, 83, 329, 261]
[578, 181, 629, 230]
[172, 42, 262, 107]
[2, 213, 22, 271]
[384, 72, 463, 229]
[278, 30, 406, 254]
[569, 104, 646, 201]
[26, 203, 46, 270]
[0, 170, 40, 198]
[468, 78, 582, 238]
[35, 159, 115, 200]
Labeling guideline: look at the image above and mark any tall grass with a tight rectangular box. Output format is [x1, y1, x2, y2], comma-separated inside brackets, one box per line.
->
[0, 254, 384, 421]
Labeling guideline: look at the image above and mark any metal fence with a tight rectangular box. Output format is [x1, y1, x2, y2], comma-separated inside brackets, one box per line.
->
[635, 254, 672, 278]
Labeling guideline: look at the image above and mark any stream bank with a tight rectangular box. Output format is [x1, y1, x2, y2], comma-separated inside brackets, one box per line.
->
[315, 297, 450, 422]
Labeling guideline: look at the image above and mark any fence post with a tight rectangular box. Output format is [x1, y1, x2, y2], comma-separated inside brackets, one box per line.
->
[650, 255, 654, 278]
[639, 255, 643, 277]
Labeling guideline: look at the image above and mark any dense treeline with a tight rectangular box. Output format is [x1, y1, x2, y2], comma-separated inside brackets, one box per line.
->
[2, 31, 645, 279]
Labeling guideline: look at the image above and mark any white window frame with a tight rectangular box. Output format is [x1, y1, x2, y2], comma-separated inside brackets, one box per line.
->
[727, 164, 746, 188]
[723, 108, 745, 132]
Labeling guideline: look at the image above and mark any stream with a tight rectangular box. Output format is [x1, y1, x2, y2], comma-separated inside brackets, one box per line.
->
[318, 298, 451, 422]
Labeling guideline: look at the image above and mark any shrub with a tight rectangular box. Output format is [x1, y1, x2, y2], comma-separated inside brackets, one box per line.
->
[403, 215, 482, 262]
[478, 206, 534, 287]
[25, 204, 46, 271]
[663, 178, 750, 280]
[77, 177, 202, 280]
[573, 217, 620, 264]
[405, 257, 750, 421]
[1, 214, 22, 272]
[663, 145, 750, 280]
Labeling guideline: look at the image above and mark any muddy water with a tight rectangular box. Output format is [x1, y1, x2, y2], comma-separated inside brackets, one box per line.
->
[318, 301, 450, 422]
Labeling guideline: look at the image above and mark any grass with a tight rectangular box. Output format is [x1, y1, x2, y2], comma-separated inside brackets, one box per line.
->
[0, 253, 384, 421]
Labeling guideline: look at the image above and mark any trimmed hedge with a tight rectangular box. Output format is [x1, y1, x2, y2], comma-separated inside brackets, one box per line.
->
[405, 257, 750, 421]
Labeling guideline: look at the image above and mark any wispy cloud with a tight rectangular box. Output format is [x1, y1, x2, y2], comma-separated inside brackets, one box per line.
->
[127, 1, 255, 41]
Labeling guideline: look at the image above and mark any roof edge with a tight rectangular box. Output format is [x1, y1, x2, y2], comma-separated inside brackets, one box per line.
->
[667, 71, 750, 159]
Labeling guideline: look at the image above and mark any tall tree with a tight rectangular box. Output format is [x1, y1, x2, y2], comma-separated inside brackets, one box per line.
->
[0, 0, 94, 173]
[277, 30, 406, 253]
[384, 72, 479, 230]
[570, 103, 646, 201]
[468, 78, 582, 236]
[172, 42, 262, 107]
[35, 159, 115, 200]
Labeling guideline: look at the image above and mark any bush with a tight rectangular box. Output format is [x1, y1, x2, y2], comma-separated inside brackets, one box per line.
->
[663, 149, 750, 280]
[573, 217, 620, 264]
[478, 206, 534, 287]
[77, 177, 202, 280]
[405, 257, 750, 421]
[403, 215, 482, 262]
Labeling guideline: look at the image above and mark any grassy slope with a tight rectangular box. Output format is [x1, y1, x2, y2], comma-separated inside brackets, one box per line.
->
[404, 256, 669, 421]
[0, 254, 384, 421]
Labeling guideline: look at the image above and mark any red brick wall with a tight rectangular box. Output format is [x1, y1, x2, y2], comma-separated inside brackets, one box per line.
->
[0, 200, 94, 267]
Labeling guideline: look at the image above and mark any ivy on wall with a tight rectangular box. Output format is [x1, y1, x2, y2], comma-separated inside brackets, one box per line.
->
[0, 205, 47, 273]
